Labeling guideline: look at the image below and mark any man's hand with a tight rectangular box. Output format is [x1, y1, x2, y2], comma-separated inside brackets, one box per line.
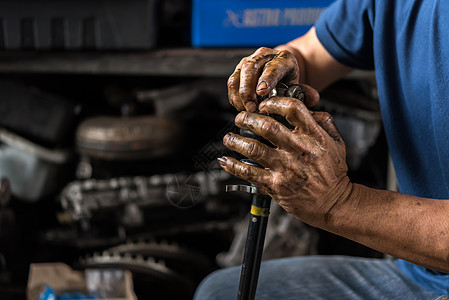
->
[218, 97, 353, 227]
[228, 47, 319, 112]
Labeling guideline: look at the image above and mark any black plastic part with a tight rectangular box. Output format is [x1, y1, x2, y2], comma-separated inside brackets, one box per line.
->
[0, 80, 80, 147]
[0, 0, 157, 50]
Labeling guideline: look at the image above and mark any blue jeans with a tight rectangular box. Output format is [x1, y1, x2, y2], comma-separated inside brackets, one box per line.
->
[194, 256, 445, 300]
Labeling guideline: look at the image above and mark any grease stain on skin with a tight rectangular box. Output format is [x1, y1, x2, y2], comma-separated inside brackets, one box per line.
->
[310, 152, 319, 161]
[259, 54, 276, 61]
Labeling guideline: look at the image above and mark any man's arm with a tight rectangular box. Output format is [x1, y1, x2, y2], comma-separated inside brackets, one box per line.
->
[283, 30, 449, 272]
[329, 184, 449, 273]
[225, 26, 449, 272]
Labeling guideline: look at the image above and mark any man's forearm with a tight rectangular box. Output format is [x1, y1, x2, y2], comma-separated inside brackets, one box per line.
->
[324, 183, 449, 272]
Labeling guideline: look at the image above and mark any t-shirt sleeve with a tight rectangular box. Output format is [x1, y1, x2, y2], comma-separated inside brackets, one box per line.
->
[315, 0, 375, 70]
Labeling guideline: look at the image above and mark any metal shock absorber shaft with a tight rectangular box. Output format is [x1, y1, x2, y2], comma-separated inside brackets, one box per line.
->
[226, 83, 304, 300]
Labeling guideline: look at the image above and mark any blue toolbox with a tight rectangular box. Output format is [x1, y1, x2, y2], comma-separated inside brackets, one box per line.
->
[192, 0, 336, 48]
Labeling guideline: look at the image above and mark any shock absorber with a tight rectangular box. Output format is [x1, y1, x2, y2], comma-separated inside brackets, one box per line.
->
[226, 83, 305, 300]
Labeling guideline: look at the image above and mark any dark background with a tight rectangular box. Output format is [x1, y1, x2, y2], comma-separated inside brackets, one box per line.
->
[0, 1, 389, 299]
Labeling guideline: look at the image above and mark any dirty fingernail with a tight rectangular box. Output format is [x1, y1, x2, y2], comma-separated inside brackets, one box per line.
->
[217, 157, 227, 166]
[256, 81, 268, 92]
[246, 102, 256, 112]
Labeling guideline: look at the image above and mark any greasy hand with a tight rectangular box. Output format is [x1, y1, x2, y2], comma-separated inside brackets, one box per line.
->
[219, 97, 353, 227]
[228, 47, 316, 112]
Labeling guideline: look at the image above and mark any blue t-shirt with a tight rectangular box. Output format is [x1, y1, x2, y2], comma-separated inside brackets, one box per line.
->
[315, 0, 449, 295]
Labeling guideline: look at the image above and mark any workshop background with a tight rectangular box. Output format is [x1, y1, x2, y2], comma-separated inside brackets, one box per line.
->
[0, 0, 392, 299]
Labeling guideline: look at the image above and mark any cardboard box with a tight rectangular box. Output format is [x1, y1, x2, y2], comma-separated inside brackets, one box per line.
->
[27, 263, 137, 300]
[192, 0, 336, 47]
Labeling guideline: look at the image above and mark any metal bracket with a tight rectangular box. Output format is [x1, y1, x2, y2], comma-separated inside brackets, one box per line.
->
[225, 184, 259, 194]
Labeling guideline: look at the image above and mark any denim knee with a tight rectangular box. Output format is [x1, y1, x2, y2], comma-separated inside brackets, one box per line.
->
[194, 266, 240, 300]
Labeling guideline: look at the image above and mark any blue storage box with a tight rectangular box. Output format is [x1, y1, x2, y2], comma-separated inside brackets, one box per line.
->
[192, 0, 336, 48]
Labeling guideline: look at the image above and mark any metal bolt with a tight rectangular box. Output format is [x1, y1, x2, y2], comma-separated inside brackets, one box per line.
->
[286, 85, 305, 102]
